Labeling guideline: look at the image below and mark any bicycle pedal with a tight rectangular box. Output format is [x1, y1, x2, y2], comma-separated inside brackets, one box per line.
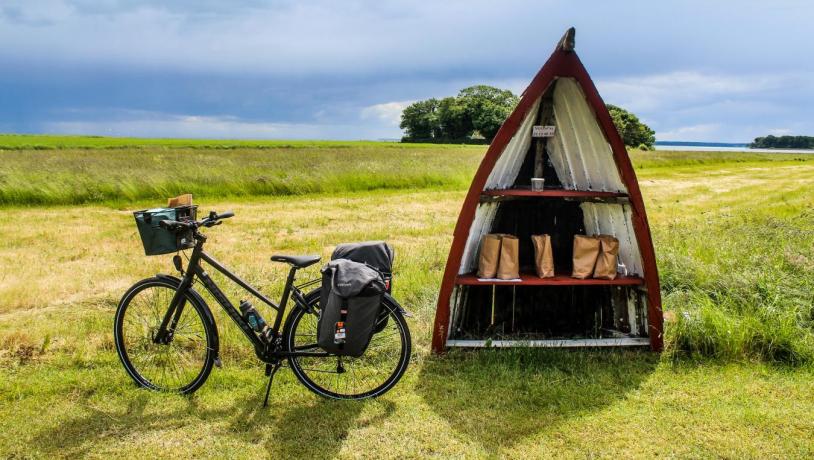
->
[214, 356, 222, 368]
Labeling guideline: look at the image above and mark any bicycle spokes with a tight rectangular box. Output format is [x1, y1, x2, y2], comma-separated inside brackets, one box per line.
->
[116, 281, 212, 392]
[287, 301, 409, 398]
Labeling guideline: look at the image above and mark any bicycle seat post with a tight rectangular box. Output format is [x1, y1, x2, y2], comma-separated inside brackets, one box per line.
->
[271, 266, 299, 333]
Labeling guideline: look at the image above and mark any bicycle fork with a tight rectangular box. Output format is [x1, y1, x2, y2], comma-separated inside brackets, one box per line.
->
[154, 274, 194, 344]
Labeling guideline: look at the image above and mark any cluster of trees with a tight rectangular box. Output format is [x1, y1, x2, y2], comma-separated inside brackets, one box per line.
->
[750, 135, 814, 149]
[606, 104, 656, 150]
[400, 85, 656, 149]
[399, 85, 519, 143]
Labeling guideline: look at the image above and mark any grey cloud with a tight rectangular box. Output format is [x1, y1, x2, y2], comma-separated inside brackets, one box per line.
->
[2, 0, 807, 78]
[1, 0, 812, 141]
[65, 0, 272, 15]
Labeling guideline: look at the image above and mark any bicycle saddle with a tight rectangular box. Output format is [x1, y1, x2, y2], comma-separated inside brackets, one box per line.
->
[270, 254, 321, 268]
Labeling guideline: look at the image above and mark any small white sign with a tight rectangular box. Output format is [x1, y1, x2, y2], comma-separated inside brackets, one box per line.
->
[532, 125, 556, 138]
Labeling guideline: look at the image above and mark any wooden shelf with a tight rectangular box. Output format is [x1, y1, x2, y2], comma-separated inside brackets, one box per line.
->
[481, 188, 627, 199]
[446, 338, 650, 348]
[455, 272, 644, 286]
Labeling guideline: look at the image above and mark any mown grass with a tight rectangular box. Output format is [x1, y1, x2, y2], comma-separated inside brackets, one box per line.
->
[1, 142, 814, 457]
[3, 346, 812, 458]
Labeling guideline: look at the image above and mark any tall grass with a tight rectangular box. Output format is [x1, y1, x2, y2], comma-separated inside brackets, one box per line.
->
[0, 134, 465, 150]
[657, 201, 814, 364]
[2, 137, 812, 206]
[0, 146, 484, 205]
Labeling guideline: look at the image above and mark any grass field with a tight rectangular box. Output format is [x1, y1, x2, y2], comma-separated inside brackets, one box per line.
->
[1, 136, 814, 458]
[3, 134, 808, 206]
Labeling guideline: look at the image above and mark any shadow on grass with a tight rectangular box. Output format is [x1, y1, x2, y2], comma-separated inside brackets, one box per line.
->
[416, 348, 659, 453]
[228, 388, 394, 459]
[25, 364, 402, 458]
[26, 374, 390, 459]
[26, 391, 192, 458]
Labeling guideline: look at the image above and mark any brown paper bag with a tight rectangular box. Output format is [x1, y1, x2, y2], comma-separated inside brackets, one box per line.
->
[572, 235, 600, 279]
[593, 235, 620, 280]
[497, 235, 520, 280]
[477, 234, 502, 278]
[531, 234, 555, 278]
[167, 194, 193, 207]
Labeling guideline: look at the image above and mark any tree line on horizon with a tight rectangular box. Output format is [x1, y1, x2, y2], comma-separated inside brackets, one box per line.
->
[750, 135, 814, 149]
[400, 85, 656, 149]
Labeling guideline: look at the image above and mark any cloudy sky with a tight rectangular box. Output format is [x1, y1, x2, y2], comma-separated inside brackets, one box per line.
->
[1, 0, 812, 142]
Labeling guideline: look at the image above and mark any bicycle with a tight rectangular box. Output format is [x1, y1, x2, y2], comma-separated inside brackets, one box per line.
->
[114, 209, 411, 404]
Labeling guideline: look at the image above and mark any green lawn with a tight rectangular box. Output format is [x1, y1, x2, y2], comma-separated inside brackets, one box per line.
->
[1, 138, 814, 458]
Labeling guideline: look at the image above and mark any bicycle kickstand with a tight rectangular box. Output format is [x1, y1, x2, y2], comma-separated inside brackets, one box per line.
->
[263, 362, 281, 408]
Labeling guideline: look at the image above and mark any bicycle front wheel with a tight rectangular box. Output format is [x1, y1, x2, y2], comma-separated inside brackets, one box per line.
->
[284, 291, 411, 399]
[114, 277, 216, 394]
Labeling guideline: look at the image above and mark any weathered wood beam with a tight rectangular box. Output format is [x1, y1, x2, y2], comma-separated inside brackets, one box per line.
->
[533, 86, 556, 178]
[557, 27, 575, 52]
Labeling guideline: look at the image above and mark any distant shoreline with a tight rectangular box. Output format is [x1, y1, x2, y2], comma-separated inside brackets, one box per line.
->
[656, 141, 750, 148]
[654, 142, 814, 154]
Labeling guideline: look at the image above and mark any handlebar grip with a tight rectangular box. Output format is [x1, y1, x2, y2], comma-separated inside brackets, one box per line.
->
[159, 219, 183, 230]
[218, 211, 235, 219]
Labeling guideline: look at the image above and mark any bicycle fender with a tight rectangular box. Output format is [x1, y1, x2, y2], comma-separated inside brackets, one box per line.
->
[382, 293, 413, 317]
[155, 273, 220, 359]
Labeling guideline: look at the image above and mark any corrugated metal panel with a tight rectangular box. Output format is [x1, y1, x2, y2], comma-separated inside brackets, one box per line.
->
[461, 78, 639, 277]
[580, 202, 643, 276]
[459, 202, 499, 274]
[546, 123, 576, 186]
[548, 78, 626, 193]
[627, 289, 641, 336]
[484, 97, 541, 189]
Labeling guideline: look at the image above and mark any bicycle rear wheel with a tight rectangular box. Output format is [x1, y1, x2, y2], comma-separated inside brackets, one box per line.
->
[284, 291, 411, 399]
[114, 277, 216, 394]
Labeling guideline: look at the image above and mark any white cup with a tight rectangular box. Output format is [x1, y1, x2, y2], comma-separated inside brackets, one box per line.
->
[531, 178, 545, 191]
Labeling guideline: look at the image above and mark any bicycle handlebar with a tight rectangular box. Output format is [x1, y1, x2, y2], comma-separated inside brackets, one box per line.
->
[158, 219, 188, 230]
[158, 210, 235, 231]
[201, 210, 234, 227]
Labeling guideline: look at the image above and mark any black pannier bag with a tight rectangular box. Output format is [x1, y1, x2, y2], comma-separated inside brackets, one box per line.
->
[331, 241, 394, 293]
[318, 259, 386, 357]
[331, 241, 394, 332]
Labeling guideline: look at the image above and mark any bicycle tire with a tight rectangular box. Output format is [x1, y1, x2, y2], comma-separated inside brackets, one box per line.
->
[114, 276, 217, 394]
[283, 290, 411, 399]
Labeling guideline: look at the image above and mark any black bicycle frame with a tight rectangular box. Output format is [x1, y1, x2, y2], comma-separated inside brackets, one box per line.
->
[155, 237, 328, 362]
